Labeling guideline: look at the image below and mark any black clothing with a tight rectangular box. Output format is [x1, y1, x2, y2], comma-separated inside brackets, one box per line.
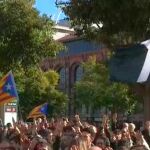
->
[142, 129, 150, 147]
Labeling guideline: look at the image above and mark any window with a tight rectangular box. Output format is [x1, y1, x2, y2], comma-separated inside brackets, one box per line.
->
[75, 65, 83, 82]
[59, 67, 65, 89]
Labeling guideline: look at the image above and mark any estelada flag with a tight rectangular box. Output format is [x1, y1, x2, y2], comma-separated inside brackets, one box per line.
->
[0, 71, 18, 105]
[27, 103, 48, 119]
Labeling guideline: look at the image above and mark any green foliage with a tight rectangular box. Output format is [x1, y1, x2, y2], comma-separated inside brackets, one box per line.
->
[75, 57, 137, 114]
[62, 0, 145, 114]
[44, 70, 59, 86]
[0, 0, 63, 71]
[0, 0, 67, 119]
[44, 88, 68, 116]
[63, 0, 150, 47]
[14, 66, 68, 119]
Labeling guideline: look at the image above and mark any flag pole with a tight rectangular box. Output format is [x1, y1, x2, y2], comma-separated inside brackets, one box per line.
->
[10, 71, 22, 122]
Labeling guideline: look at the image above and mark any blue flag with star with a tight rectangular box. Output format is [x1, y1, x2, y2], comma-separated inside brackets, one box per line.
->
[0, 71, 18, 105]
[40, 103, 48, 115]
[27, 103, 48, 119]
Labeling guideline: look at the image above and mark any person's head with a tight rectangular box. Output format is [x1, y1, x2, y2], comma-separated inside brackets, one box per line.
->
[6, 123, 13, 130]
[60, 135, 73, 150]
[35, 142, 49, 150]
[114, 129, 122, 140]
[75, 114, 80, 122]
[63, 126, 74, 136]
[81, 128, 93, 148]
[145, 121, 150, 130]
[37, 118, 42, 124]
[129, 123, 135, 132]
[122, 123, 129, 133]
[123, 123, 129, 129]
[95, 137, 106, 149]
[82, 122, 90, 128]
[95, 136, 110, 149]
[89, 125, 97, 135]
[61, 126, 74, 149]
[121, 130, 131, 141]
[34, 137, 49, 150]
[75, 136, 88, 150]
[73, 126, 81, 134]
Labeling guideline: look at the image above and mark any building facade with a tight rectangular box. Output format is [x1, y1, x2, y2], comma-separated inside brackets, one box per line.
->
[41, 21, 144, 121]
[41, 21, 108, 117]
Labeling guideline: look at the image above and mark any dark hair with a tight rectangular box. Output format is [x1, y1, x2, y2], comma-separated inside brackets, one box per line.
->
[81, 128, 93, 135]
[96, 136, 110, 147]
[6, 123, 12, 128]
[118, 146, 129, 150]
[62, 118, 65, 121]
[63, 126, 73, 132]
[114, 129, 121, 135]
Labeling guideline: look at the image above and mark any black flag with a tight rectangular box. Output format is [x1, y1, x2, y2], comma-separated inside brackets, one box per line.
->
[109, 39, 150, 83]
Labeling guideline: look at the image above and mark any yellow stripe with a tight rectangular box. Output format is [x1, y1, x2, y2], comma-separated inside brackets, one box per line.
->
[0, 71, 11, 88]
[0, 93, 9, 100]
[0, 81, 5, 88]
[27, 114, 45, 119]
[1, 72, 10, 82]
[28, 106, 40, 116]
[29, 112, 42, 116]
[0, 98, 15, 106]
[27, 103, 47, 119]
[28, 103, 46, 116]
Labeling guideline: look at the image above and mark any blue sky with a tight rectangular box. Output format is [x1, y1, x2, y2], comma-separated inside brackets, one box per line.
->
[35, 0, 66, 21]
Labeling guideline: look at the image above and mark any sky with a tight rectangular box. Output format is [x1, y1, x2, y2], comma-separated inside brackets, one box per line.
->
[35, 0, 66, 22]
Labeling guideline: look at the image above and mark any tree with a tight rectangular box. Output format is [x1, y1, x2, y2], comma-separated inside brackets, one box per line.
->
[75, 57, 138, 114]
[15, 66, 68, 119]
[0, 0, 67, 118]
[62, 0, 150, 120]
[0, 0, 63, 71]
[62, 0, 150, 47]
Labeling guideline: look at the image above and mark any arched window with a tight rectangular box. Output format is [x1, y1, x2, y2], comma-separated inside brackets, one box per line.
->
[75, 65, 83, 82]
[59, 67, 65, 89]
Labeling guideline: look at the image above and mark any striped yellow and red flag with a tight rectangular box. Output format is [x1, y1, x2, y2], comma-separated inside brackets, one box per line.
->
[0, 71, 18, 105]
[27, 103, 48, 119]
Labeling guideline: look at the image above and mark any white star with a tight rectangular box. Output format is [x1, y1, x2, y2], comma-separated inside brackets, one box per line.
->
[5, 83, 12, 90]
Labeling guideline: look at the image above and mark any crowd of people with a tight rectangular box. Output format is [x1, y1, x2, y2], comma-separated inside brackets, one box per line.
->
[0, 114, 150, 150]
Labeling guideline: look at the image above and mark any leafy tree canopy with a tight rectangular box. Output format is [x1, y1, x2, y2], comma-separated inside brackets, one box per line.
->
[0, 0, 67, 118]
[63, 0, 150, 47]
[75, 57, 138, 114]
[0, 0, 63, 71]
[15, 66, 68, 118]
